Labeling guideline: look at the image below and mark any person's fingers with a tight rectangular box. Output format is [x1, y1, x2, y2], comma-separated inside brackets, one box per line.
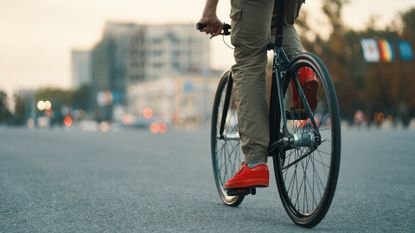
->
[208, 23, 219, 35]
[205, 25, 212, 34]
[214, 25, 222, 35]
[207, 25, 217, 35]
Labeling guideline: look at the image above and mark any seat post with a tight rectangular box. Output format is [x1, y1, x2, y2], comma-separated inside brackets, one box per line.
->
[274, 0, 285, 48]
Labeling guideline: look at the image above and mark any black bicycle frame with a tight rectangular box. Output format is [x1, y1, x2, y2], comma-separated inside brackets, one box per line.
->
[268, 0, 316, 156]
[219, 73, 233, 139]
[219, 0, 317, 148]
[270, 0, 290, 139]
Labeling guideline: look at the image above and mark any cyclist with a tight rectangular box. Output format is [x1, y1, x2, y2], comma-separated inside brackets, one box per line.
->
[198, 0, 318, 191]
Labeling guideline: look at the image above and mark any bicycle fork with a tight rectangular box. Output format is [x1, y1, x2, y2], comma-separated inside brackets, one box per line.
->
[219, 73, 234, 140]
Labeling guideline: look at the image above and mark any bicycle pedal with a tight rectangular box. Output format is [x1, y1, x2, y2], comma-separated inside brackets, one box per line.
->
[226, 187, 256, 196]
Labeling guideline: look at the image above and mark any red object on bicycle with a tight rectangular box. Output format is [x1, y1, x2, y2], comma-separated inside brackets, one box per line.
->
[291, 67, 319, 111]
[224, 163, 269, 189]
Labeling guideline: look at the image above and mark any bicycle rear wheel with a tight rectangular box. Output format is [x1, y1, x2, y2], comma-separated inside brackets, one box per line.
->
[211, 71, 244, 207]
[272, 52, 341, 227]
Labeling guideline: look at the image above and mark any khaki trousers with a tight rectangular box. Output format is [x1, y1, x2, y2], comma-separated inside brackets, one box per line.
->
[230, 0, 305, 164]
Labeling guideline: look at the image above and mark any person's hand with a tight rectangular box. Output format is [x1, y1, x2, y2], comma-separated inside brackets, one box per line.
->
[198, 12, 223, 36]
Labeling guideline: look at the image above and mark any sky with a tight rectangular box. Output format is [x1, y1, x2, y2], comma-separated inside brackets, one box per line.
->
[0, 0, 414, 94]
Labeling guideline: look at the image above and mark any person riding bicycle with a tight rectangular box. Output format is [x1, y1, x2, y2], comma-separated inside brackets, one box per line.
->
[198, 0, 318, 191]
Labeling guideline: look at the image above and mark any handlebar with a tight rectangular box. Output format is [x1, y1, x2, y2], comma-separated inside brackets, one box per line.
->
[196, 23, 231, 36]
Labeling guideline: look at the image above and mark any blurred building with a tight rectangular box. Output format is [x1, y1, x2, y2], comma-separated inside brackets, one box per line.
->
[127, 72, 222, 128]
[71, 50, 92, 88]
[144, 25, 210, 80]
[90, 22, 210, 121]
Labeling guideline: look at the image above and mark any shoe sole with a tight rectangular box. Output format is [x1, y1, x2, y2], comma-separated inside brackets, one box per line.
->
[226, 187, 257, 196]
[224, 178, 269, 190]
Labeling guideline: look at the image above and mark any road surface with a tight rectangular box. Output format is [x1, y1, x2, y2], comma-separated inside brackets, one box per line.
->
[1, 127, 414, 232]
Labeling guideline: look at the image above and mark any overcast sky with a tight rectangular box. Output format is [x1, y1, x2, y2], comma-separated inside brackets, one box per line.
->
[0, 0, 414, 94]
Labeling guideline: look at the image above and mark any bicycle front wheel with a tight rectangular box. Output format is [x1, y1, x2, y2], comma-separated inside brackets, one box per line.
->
[272, 52, 341, 227]
[211, 71, 245, 207]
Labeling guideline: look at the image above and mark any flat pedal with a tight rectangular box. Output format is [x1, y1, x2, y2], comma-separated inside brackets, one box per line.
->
[226, 187, 256, 196]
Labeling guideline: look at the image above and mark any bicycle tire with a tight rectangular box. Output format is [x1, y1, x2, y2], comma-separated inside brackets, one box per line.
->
[211, 70, 245, 207]
[271, 52, 341, 227]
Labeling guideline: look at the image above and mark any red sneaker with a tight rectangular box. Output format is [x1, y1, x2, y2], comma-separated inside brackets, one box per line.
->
[224, 163, 269, 189]
[291, 67, 319, 111]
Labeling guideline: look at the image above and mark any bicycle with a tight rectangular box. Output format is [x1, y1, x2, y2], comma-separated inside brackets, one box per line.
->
[197, 0, 341, 228]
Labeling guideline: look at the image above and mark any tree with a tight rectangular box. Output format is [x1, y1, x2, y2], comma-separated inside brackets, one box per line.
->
[322, 0, 350, 34]
[300, 3, 415, 123]
[315, 0, 357, 119]
[72, 84, 91, 111]
[12, 94, 27, 125]
[401, 8, 415, 40]
[0, 91, 12, 124]
[35, 88, 73, 107]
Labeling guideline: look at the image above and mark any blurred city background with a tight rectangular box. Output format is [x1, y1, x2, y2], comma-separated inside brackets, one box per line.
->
[0, 0, 414, 132]
[1, 1, 415, 232]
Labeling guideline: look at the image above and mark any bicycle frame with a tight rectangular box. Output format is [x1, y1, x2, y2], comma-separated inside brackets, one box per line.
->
[209, 0, 340, 224]
[269, 46, 320, 155]
[272, 46, 290, 135]
[269, 0, 320, 151]
[272, 0, 294, 136]
[218, 0, 319, 153]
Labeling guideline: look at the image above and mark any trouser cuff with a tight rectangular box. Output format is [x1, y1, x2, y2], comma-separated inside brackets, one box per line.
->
[245, 152, 268, 164]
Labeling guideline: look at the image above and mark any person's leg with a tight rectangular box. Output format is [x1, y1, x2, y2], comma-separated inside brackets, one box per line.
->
[230, 0, 274, 165]
[271, 0, 305, 58]
[270, 0, 319, 113]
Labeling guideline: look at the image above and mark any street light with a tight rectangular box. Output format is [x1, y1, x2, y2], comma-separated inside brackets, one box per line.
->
[44, 100, 52, 111]
[37, 100, 52, 111]
[37, 100, 45, 111]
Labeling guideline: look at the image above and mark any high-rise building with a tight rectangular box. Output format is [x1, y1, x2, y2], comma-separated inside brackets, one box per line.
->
[71, 50, 91, 88]
[143, 24, 210, 80]
[90, 22, 210, 121]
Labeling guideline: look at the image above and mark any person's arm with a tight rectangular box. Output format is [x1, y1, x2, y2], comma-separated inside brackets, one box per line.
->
[198, 0, 223, 35]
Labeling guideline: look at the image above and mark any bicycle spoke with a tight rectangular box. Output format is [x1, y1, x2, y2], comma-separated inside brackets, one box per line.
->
[313, 154, 330, 169]
[273, 61, 340, 219]
[311, 153, 323, 200]
[213, 81, 245, 195]
[287, 159, 298, 199]
[306, 158, 319, 208]
[295, 160, 305, 211]
[313, 154, 324, 197]
[317, 151, 329, 178]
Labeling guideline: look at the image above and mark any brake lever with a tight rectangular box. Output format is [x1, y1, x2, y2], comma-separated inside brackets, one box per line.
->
[196, 23, 231, 39]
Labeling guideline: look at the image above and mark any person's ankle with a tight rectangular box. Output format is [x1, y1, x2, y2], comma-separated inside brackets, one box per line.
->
[246, 162, 266, 168]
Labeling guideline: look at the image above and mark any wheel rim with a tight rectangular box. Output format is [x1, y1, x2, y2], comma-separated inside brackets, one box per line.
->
[277, 62, 338, 218]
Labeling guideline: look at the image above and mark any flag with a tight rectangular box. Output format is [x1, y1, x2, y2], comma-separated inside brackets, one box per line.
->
[377, 39, 395, 62]
[397, 40, 413, 61]
[361, 39, 380, 62]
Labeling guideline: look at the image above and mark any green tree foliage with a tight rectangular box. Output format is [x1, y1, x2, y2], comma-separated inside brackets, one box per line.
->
[0, 91, 12, 123]
[12, 94, 27, 125]
[34, 85, 90, 110]
[322, 0, 350, 33]
[72, 84, 91, 110]
[312, 0, 356, 119]
[303, 2, 415, 122]
[401, 8, 415, 40]
[30, 86, 91, 125]
[35, 88, 73, 107]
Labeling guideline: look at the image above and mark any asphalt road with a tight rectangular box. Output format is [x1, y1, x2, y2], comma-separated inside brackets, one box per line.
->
[1, 127, 414, 232]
